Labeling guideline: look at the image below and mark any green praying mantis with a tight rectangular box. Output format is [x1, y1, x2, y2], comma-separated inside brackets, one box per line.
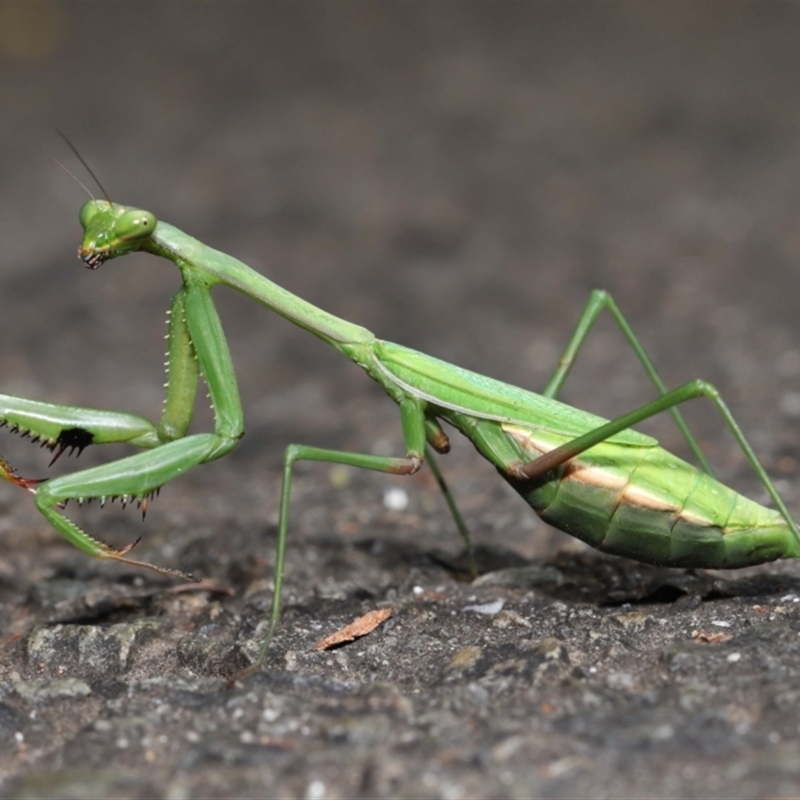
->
[2, 152, 799, 671]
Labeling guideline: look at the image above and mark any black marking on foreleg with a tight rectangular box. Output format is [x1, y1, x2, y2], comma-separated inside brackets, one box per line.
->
[49, 427, 95, 466]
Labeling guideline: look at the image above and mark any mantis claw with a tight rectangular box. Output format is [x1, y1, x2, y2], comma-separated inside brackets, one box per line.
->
[0, 454, 45, 494]
[111, 536, 142, 557]
[98, 536, 197, 582]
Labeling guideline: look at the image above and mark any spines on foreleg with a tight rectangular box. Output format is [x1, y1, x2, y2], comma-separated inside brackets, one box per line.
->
[0, 396, 162, 458]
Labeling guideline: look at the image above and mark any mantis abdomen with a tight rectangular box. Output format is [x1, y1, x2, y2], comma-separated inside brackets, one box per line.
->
[501, 423, 798, 570]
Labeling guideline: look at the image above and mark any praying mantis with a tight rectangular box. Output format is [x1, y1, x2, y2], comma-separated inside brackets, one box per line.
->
[2, 155, 799, 671]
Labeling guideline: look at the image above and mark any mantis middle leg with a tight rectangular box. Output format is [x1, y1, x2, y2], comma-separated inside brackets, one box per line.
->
[248, 394, 445, 667]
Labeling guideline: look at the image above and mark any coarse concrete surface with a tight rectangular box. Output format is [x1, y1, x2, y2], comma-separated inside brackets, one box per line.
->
[2, 5, 800, 798]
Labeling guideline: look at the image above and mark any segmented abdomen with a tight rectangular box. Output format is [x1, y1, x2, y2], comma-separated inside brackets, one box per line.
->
[501, 423, 798, 569]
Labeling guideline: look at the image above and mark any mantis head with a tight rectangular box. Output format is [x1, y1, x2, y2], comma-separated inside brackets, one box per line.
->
[78, 200, 157, 269]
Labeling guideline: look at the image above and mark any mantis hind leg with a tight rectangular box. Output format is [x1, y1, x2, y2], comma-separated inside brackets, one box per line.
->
[544, 289, 713, 475]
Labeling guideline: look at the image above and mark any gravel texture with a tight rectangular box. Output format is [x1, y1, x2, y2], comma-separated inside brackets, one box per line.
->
[2, 5, 800, 798]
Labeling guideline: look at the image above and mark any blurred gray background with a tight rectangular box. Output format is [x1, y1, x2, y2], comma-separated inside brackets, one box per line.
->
[2, 4, 800, 799]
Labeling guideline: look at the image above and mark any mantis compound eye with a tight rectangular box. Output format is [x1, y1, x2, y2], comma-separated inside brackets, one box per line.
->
[78, 200, 101, 230]
[116, 209, 157, 242]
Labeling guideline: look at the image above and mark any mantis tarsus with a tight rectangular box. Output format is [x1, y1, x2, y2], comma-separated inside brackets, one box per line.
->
[2, 164, 799, 672]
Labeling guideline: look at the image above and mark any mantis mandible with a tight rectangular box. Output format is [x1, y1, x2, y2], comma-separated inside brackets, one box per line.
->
[2, 156, 799, 671]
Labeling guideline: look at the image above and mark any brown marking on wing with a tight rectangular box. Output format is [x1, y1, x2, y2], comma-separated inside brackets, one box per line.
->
[502, 423, 713, 527]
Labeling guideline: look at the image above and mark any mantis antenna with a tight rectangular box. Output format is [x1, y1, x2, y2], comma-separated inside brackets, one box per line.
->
[52, 158, 95, 201]
[55, 129, 113, 205]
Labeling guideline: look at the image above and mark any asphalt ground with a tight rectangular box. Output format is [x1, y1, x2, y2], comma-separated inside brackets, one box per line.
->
[2, 5, 800, 798]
